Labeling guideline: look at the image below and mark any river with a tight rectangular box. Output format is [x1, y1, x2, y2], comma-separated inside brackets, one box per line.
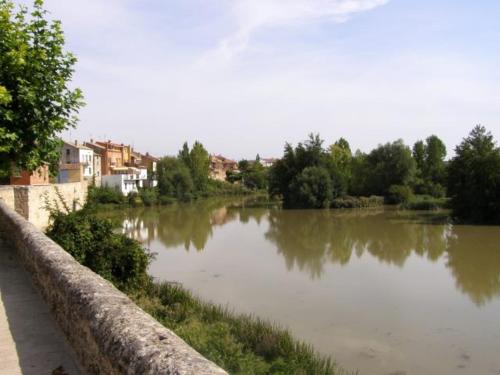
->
[102, 197, 500, 375]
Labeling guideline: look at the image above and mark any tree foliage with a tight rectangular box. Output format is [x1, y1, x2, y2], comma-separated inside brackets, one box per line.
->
[47, 209, 150, 291]
[228, 159, 268, 190]
[178, 141, 210, 192]
[352, 140, 416, 196]
[327, 137, 352, 196]
[157, 156, 194, 200]
[447, 125, 500, 223]
[269, 134, 339, 208]
[413, 135, 447, 196]
[0, 0, 84, 175]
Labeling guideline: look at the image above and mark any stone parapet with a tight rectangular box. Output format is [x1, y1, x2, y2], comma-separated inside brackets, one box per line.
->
[0, 182, 88, 230]
[0, 201, 228, 375]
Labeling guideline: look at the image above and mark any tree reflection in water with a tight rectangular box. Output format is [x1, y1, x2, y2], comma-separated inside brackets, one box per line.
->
[105, 199, 500, 307]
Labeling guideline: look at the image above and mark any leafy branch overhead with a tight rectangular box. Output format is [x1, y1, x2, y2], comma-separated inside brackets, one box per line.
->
[0, 0, 84, 174]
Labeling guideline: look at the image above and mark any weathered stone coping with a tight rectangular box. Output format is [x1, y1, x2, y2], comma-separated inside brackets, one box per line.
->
[0, 201, 228, 375]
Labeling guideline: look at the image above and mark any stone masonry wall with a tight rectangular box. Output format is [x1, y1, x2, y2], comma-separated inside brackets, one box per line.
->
[0, 186, 15, 210]
[0, 201, 228, 375]
[0, 182, 87, 230]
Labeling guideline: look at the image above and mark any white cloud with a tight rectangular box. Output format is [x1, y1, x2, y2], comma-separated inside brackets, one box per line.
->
[213, 0, 390, 61]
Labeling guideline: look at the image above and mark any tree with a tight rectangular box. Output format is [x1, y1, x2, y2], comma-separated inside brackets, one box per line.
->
[177, 141, 210, 192]
[362, 140, 416, 196]
[188, 141, 210, 191]
[157, 157, 194, 200]
[447, 125, 500, 223]
[289, 166, 333, 209]
[328, 138, 352, 196]
[413, 135, 447, 196]
[269, 134, 339, 208]
[0, 0, 84, 175]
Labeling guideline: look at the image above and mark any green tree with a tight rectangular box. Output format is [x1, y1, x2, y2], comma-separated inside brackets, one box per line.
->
[157, 157, 194, 200]
[447, 126, 500, 223]
[328, 138, 352, 196]
[178, 141, 210, 192]
[289, 166, 333, 209]
[362, 140, 416, 196]
[413, 140, 426, 174]
[0, 0, 84, 175]
[230, 159, 268, 190]
[269, 134, 339, 208]
[425, 135, 447, 183]
[188, 141, 210, 191]
[413, 135, 447, 196]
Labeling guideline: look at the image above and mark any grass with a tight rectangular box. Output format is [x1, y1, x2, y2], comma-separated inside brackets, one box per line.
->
[132, 280, 350, 375]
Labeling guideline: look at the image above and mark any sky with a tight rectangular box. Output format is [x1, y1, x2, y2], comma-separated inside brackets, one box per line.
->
[13, 0, 500, 159]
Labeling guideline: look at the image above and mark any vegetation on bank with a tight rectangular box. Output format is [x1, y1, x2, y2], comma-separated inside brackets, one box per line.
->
[267, 126, 499, 222]
[46, 208, 346, 375]
[447, 126, 500, 224]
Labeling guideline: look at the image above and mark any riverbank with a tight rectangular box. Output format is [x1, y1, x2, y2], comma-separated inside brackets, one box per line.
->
[87, 183, 257, 209]
[46, 206, 348, 375]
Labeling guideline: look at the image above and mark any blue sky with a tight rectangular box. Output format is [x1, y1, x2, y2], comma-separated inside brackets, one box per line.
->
[15, 0, 500, 158]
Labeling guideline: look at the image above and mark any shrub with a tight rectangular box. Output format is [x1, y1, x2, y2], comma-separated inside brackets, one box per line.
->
[88, 186, 125, 205]
[289, 166, 333, 209]
[46, 210, 151, 291]
[139, 188, 159, 206]
[401, 195, 449, 210]
[386, 185, 414, 205]
[331, 195, 384, 209]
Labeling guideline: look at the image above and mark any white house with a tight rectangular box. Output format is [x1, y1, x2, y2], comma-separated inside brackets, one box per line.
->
[101, 167, 149, 195]
[60, 141, 94, 178]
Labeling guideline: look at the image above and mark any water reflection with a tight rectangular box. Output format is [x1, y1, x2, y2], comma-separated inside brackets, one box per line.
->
[265, 209, 451, 278]
[104, 199, 500, 306]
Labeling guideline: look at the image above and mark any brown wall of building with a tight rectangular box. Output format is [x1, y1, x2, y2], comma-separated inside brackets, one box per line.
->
[10, 165, 50, 186]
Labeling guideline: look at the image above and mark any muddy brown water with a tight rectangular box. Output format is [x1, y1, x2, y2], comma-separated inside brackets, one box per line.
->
[102, 198, 500, 375]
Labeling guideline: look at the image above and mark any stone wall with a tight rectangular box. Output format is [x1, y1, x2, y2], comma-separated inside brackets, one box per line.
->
[0, 201, 228, 375]
[0, 182, 87, 230]
[0, 186, 15, 210]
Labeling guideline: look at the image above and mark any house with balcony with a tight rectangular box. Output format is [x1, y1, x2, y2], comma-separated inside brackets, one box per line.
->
[102, 166, 148, 195]
[57, 141, 94, 183]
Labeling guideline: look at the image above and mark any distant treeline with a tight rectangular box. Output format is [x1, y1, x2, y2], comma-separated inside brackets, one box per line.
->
[268, 126, 500, 224]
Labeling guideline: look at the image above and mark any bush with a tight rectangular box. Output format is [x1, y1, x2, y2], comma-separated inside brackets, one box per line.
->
[46, 210, 151, 291]
[139, 188, 159, 206]
[331, 195, 384, 209]
[415, 181, 446, 198]
[157, 157, 194, 201]
[88, 186, 126, 205]
[401, 195, 449, 210]
[289, 166, 333, 209]
[200, 179, 251, 197]
[386, 185, 414, 205]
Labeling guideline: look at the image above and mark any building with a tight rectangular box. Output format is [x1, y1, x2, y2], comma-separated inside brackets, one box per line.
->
[209, 155, 238, 181]
[260, 158, 277, 168]
[84, 139, 157, 188]
[84, 140, 132, 176]
[57, 163, 84, 184]
[10, 164, 50, 185]
[93, 153, 102, 186]
[101, 167, 147, 195]
[59, 141, 94, 183]
[140, 153, 159, 187]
